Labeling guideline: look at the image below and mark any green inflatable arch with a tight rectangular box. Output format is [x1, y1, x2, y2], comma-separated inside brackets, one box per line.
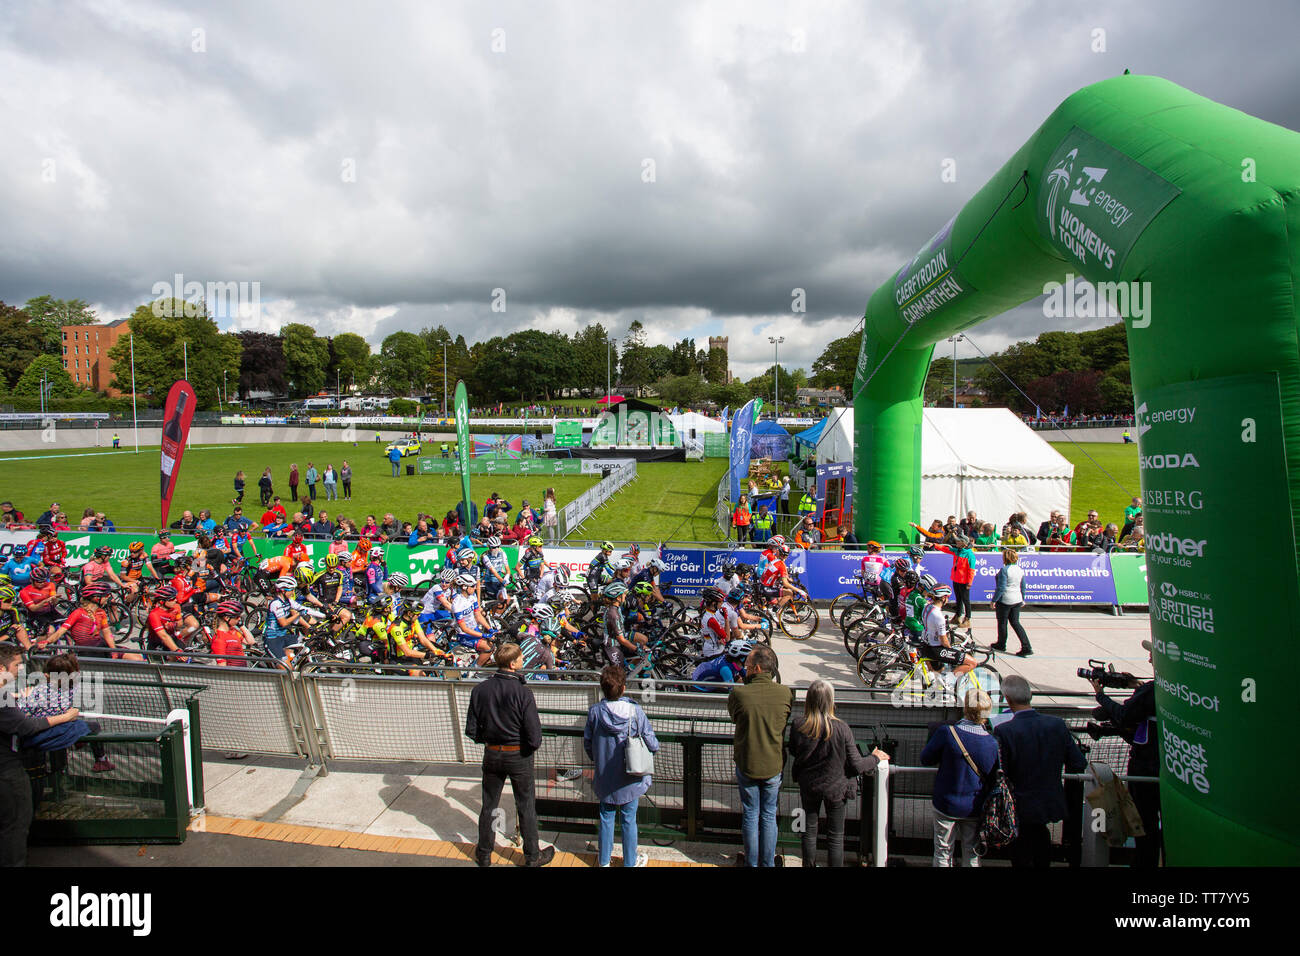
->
[853, 74, 1300, 864]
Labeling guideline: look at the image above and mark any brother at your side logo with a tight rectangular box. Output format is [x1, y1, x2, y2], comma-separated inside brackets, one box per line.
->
[49, 886, 151, 936]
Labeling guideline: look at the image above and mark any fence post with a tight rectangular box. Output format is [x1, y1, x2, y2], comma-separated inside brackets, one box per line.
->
[447, 682, 466, 763]
[683, 731, 703, 840]
[871, 763, 890, 867]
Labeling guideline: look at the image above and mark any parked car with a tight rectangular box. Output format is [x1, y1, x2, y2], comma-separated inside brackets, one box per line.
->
[385, 438, 422, 457]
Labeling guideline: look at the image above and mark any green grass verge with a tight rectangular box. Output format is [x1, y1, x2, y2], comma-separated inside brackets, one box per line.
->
[567, 459, 730, 544]
[1048, 441, 1141, 528]
[0, 442, 599, 533]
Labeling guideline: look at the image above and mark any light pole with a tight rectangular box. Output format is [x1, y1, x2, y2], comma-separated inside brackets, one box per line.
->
[442, 342, 448, 416]
[947, 334, 965, 408]
[768, 335, 784, 419]
[223, 368, 228, 406]
[606, 339, 613, 408]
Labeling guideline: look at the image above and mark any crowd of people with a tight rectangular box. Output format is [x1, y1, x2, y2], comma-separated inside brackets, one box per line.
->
[910, 500, 1146, 554]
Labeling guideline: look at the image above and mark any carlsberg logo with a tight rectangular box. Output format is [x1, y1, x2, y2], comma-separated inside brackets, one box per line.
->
[1147, 533, 1206, 558]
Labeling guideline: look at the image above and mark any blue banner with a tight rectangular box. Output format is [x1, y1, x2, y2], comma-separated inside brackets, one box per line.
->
[728, 398, 756, 502]
[659, 545, 1119, 604]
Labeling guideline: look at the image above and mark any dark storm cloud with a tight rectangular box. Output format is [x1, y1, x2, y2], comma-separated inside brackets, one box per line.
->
[1, 0, 1297, 378]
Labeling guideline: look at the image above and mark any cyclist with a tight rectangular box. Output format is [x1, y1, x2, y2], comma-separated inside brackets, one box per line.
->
[478, 536, 511, 609]
[548, 591, 587, 642]
[516, 605, 557, 677]
[904, 573, 937, 638]
[51, 583, 141, 660]
[365, 546, 388, 598]
[698, 586, 730, 658]
[285, 532, 310, 566]
[450, 572, 495, 667]
[725, 585, 764, 640]
[39, 529, 68, 583]
[620, 543, 642, 565]
[533, 561, 569, 605]
[712, 557, 739, 594]
[2, 545, 37, 587]
[690, 639, 751, 692]
[419, 567, 457, 628]
[385, 603, 444, 671]
[858, 541, 889, 594]
[919, 584, 975, 690]
[292, 561, 334, 625]
[0, 583, 30, 649]
[257, 551, 296, 591]
[880, 559, 910, 623]
[625, 580, 656, 632]
[328, 528, 351, 558]
[318, 552, 357, 612]
[150, 529, 176, 577]
[19, 566, 60, 642]
[906, 545, 925, 575]
[757, 534, 787, 580]
[599, 581, 645, 668]
[264, 576, 310, 661]
[629, 557, 666, 604]
[585, 541, 617, 590]
[119, 541, 158, 592]
[349, 536, 373, 574]
[144, 583, 201, 656]
[210, 599, 255, 666]
[759, 542, 803, 614]
[515, 535, 546, 588]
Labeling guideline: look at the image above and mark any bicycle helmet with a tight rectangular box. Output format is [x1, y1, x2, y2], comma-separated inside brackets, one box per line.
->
[602, 582, 628, 600]
[529, 603, 555, 623]
[725, 639, 754, 661]
[633, 581, 654, 597]
[892, 558, 909, 573]
[600, 541, 615, 553]
[93, 545, 112, 559]
[646, 557, 665, 573]
[215, 599, 244, 618]
[0, 585, 15, 602]
[553, 564, 570, 586]
[129, 541, 145, 552]
[930, 584, 952, 600]
[727, 585, 746, 605]
[12, 545, 26, 556]
[324, 552, 342, 569]
[388, 572, 409, 589]
[611, 557, 632, 572]
[486, 536, 501, 549]
[175, 553, 193, 567]
[29, 566, 48, 583]
[907, 546, 924, 560]
[768, 534, 786, 549]
[457, 547, 477, 564]
[701, 585, 725, 605]
[527, 535, 542, 547]
[400, 602, 419, 619]
[333, 528, 346, 539]
[369, 546, 385, 559]
[275, 576, 298, 592]
[439, 567, 458, 585]
[295, 563, 317, 585]
[720, 557, 738, 574]
[158, 529, 171, 538]
[154, 585, 178, 601]
[626, 543, 640, 556]
[80, 582, 109, 600]
[900, 570, 919, 589]
[293, 532, 304, 543]
[734, 563, 752, 576]
[778, 544, 791, 556]
[866, 540, 882, 553]
[456, 572, 478, 589]
[918, 573, 939, 594]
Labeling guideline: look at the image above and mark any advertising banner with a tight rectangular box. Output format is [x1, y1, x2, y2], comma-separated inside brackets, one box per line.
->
[159, 381, 197, 529]
[1108, 552, 1149, 605]
[417, 457, 582, 476]
[728, 398, 756, 501]
[454, 381, 472, 528]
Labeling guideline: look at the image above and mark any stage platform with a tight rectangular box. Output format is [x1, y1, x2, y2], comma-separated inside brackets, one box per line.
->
[545, 446, 686, 462]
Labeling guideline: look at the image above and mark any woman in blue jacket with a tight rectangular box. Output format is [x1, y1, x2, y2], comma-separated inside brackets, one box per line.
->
[919, 689, 999, 866]
[584, 665, 660, 867]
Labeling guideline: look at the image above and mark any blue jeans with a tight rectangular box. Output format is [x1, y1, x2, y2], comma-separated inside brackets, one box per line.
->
[736, 769, 781, 866]
[597, 797, 640, 866]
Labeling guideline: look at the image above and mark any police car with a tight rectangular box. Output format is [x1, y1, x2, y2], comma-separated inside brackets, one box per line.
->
[384, 438, 422, 458]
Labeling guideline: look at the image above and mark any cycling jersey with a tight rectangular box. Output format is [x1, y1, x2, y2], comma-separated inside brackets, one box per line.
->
[699, 608, 730, 658]
[318, 568, 355, 605]
[533, 569, 560, 604]
[629, 567, 659, 591]
[80, 560, 114, 584]
[1, 558, 35, 586]
[42, 539, 66, 566]
[519, 548, 544, 581]
[586, 555, 612, 588]
[450, 593, 482, 646]
[151, 542, 175, 564]
[366, 562, 388, 596]
[859, 554, 888, 585]
[921, 604, 947, 647]
[170, 573, 195, 604]
[757, 548, 777, 579]
[760, 560, 787, 589]
[601, 605, 627, 668]
[904, 588, 929, 636]
[691, 655, 743, 690]
[285, 542, 309, 565]
[264, 597, 302, 639]
[210, 626, 248, 665]
[259, 555, 294, 577]
[19, 582, 57, 615]
[121, 553, 149, 580]
[479, 550, 509, 582]
[419, 583, 451, 619]
[516, 632, 555, 674]
[64, 606, 110, 647]
[386, 619, 426, 657]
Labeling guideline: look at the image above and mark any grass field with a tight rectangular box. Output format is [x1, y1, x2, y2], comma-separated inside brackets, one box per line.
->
[577, 458, 729, 544]
[0, 443, 600, 533]
[1048, 441, 1141, 528]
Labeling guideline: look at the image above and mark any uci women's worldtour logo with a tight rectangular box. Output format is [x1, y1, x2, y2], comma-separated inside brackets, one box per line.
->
[1038, 127, 1181, 281]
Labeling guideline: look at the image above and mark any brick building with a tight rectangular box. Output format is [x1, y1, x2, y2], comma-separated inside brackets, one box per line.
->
[61, 318, 131, 396]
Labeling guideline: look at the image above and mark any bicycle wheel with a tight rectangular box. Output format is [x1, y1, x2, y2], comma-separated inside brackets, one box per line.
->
[652, 653, 694, 682]
[855, 640, 896, 685]
[828, 591, 859, 628]
[955, 665, 1003, 711]
[779, 600, 818, 640]
[869, 647, 916, 693]
[103, 594, 133, 641]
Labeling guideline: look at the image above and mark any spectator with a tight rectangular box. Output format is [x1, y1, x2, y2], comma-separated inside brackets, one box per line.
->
[340, 460, 353, 500]
[0, 502, 24, 526]
[974, 522, 999, 549]
[20, 653, 115, 773]
[934, 534, 976, 627]
[910, 519, 945, 546]
[1001, 523, 1028, 548]
[788, 680, 887, 867]
[306, 462, 319, 499]
[322, 464, 338, 501]
[837, 525, 859, 549]
[1038, 511, 1074, 549]
[727, 643, 794, 867]
[170, 510, 198, 534]
[388, 444, 402, 478]
[51, 512, 70, 531]
[510, 511, 533, 544]
[300, 498, 314, 522]
[990, 548, 1032, 656]
[583, 665, 659, 868]
[233, 470, 246, 505]
[408, 519, 437, 548]
[993, 675, 1088, 868]
[311, 511, 335, 538]
[93, 512, 116, 533]
[920, 689, 998, 867]
[465, 643, 554, 867]
[288, 464, 300, 502]
[542, 488, 557, 541]
[0, 644, 81, 866]
[78, 507, 96, 531]
[794, 514, 822, 549]
[363, 515, 381, 538]
[380, 513, 400, 539]
[1094, 523, 1120, 553]
[1003, 512, 1036, 545]
[1120, 516, 1145, 551]
[1120, 497, 1142, 540]
[225, 506, 253, 535]
[941, 514, 961, 545]
[779, 477, 791, 516]
[36, 501, 60, 528]
[959, 510, 980, 539]
[732, 495, 752, 544]
[1073, 510, 1101, 550]
[258, 469, 273, 507]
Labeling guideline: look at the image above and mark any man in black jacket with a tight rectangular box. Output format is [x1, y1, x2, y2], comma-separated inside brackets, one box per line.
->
[994, 675, 1088, 867]
[1090, 641, 1160, 866]
[465, 644, 554, 867]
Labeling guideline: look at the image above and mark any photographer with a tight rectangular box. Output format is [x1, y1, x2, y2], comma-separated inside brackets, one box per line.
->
[1086, 640, 1160, 867]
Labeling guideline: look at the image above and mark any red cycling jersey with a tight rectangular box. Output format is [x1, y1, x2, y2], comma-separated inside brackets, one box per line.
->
[63, 606, 109, 647]
[209, 626, 247, 665]
[760, 560, 787, 589]
[43, 539, 67, 566]
[170, 573, 195, 604]
[146, 605, 181, 647]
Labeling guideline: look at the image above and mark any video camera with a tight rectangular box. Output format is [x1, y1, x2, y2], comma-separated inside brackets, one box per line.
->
[1076, 659, 1138, 690]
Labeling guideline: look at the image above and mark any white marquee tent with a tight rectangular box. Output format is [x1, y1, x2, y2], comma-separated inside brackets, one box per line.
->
[668, 411, 725, 436]
[799, 407, 1073, 524]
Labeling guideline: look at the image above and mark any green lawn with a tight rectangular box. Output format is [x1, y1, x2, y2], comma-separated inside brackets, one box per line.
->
[567, 459, 730, 544]
[1048, 441, 1141, 528]
[0, 443, 598, 533]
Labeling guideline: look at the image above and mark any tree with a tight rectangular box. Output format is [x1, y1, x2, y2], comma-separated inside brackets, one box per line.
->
[0, 301, 45, 390]
[572, 324, 613, 396]
[106, 299, 240, 409]
[810, 332, 862, 393]
[12, 354, 79, 398]
[497, 330, 572, 401]
[23, 295, 96, 355]
[1078, 322, 1128, 371]
[924, 356, 955, 405]
[645, 344, 673, 383]
[1098, 374, 1134, 414]
[745, 365, 797, 407]
[236, 330, 287, 398]
[704, 343, 729, 383]
[708, 380, 752, 409]
[329, 333, 371, 393]
[653, 373, 707, 408]
[619, 321, 652, 395]
[669, 338, 696, 376]
[281, 323, 330, 398]
[378, 331, 429, 396]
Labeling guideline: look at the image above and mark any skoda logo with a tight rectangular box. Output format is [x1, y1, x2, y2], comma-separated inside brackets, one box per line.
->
[1160, 582, 1178, 598]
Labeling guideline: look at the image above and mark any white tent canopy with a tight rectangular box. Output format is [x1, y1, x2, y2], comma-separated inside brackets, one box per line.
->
[804, 407, 1073, 526]
[668, 411, 725, 436]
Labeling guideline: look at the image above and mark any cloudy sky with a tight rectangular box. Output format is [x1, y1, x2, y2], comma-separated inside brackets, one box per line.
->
[3, 0, 1298, 380]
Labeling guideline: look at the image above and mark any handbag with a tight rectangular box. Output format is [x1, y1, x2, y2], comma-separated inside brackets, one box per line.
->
[624, 710, 654, 776]
[949, 725, 1018, 854]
